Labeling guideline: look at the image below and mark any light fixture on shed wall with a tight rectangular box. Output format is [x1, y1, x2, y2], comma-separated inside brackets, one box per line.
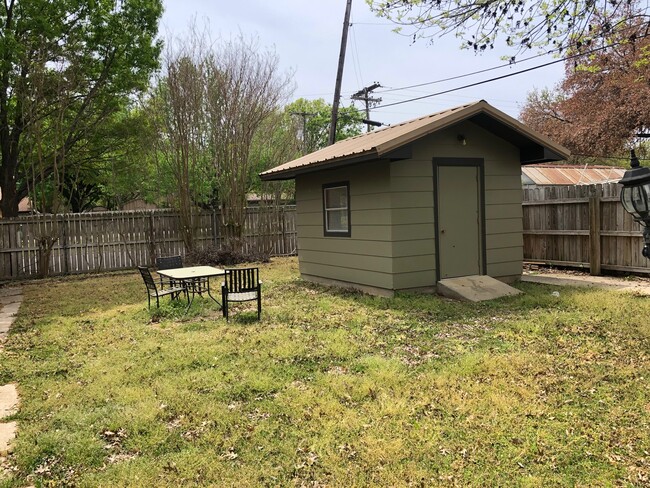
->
[457, 134, 466, 146]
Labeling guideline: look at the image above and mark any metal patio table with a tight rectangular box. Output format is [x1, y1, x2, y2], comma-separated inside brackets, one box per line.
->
[157, 266, 226, 310]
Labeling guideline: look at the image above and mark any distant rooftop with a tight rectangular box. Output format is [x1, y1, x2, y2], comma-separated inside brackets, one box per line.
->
[522, 164, 626, 186]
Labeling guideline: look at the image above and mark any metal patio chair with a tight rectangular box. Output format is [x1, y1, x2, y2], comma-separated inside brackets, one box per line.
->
[138, 266, 187, 309]
[221, 267, 262, 321]
[155, 255, 184, 287]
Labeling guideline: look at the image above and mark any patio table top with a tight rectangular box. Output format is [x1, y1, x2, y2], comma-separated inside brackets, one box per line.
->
[157, 266, 226, 280]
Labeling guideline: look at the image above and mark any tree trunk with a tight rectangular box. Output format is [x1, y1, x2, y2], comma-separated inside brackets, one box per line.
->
[0, 156, 19, 218]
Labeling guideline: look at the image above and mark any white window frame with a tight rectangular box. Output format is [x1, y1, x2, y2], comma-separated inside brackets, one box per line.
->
[323, 183, 350, 237]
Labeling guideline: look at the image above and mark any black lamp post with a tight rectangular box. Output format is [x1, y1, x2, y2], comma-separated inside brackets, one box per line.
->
[619, 149, 650, 258]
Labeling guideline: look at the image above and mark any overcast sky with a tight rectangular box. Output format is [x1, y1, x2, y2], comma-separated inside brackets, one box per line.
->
[161, 0, 565, 126]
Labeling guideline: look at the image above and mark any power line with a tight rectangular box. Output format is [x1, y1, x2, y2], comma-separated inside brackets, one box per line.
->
[377, 47, 563, 94]
[375, 36, 649, 110]
[349, 21, 364, 88]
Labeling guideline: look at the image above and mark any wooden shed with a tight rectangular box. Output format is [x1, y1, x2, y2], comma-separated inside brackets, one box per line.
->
[261, 100, 570, 296]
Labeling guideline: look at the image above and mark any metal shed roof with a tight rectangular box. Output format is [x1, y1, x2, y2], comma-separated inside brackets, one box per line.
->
[260, 100, 571, 181]
[522, 165, 626, 186]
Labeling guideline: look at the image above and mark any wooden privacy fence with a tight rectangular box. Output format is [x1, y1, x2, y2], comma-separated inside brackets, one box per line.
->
[0, 207, 296, 281]
[523, 182, 650, 275]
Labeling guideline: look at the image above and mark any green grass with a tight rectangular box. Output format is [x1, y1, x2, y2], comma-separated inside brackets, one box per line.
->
[1, 257, 649, 486]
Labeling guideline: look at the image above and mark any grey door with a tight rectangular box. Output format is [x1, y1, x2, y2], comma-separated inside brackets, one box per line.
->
[436, 165, 482, 279]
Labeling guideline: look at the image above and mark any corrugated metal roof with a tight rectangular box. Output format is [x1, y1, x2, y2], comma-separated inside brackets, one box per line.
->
[522, 165, 626, 185]
[261, 100, 571, 180]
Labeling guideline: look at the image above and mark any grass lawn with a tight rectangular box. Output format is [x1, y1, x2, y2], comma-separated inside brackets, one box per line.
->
[1, 256, 649, 487]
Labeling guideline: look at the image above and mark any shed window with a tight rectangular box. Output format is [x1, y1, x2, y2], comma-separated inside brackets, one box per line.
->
[323, 183, 350, 237]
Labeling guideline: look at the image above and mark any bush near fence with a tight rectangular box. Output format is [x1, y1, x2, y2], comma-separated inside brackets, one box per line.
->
[0, 207, 296, 281]
[523, 182, 649, 275]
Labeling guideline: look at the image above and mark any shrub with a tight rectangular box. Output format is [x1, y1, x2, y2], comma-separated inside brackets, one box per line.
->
[185, 245, 271, 266]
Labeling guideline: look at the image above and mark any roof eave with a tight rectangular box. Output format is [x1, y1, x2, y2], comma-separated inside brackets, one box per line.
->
[260, 149, 378, 181]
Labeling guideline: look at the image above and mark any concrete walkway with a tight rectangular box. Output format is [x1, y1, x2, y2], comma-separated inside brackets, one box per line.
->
[0, 287, 21, 473]
[522, 272, 650, 295]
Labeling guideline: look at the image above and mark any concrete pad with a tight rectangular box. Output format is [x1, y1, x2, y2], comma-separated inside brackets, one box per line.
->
[0, 385, 18, 419]
[0, 422, 16, 456]
[521, 274, 650, 294]
[437, 275, 523, 302]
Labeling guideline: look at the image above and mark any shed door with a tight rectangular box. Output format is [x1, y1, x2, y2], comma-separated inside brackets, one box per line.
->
[436, 165, 482, 279]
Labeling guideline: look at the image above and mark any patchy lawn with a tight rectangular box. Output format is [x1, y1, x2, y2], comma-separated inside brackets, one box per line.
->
[1, 257, 649, 487]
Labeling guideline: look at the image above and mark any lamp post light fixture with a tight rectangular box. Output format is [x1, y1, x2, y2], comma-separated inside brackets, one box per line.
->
[619, 149, 650, 258]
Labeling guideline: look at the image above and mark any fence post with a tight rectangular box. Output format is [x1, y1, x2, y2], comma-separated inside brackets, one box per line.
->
[147, 211, 156, 266]
[212, 208, 221, 248]
[589, 186, 602, 276]
[61, 214, 69, 275]
[8, 220, 18, 279]
[281, 207, 287, 255]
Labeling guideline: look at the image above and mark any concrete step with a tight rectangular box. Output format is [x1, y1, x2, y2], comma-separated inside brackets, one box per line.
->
[438, 275, 522, 302]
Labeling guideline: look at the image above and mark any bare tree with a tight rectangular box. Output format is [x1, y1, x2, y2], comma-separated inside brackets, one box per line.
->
[151, 28, 292, 254]
[151, 34, 211, 253]
[205, 36, 293, 251]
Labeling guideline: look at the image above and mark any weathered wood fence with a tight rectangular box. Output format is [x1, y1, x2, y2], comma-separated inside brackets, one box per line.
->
[523, 182, 650, 275]
[0, 207, 296, 281]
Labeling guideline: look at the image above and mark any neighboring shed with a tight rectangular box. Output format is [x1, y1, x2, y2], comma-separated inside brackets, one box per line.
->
[522, 164, 625, 187]
[0, 189, 32, 217]
[122, 199, 158, 211]
[260, 100, 570, 296]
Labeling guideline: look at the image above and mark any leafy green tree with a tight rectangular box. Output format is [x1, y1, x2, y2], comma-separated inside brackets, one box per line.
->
[285, 98, 364, 154]
[367, 0, 647, 56]
[0, 0, 163, 218]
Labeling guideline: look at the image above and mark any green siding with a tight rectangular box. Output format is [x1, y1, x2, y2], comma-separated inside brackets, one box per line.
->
[300, 262, 393, 289]
[390, 191, 434, 209]
[393, 270, 437, 289]
[297, 224, 391, 241]
[485, 189, 522, 205]
[295, 160, 394, 290]
[486, 175, 522, 190]
[299, 238, 392, 256]
[487, 261, 523, 278]
[486, 204, 523, 220]
[391, 223, 436, 242]
[392, 239, 436, 258]
[486, 232, 523, 250]
[486, 218, 523, 235]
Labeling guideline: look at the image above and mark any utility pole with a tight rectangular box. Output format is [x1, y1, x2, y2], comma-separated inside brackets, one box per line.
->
[290, 112, 316, 154]
[351, 82, 382, 132]
[328, 0, 353, 146]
